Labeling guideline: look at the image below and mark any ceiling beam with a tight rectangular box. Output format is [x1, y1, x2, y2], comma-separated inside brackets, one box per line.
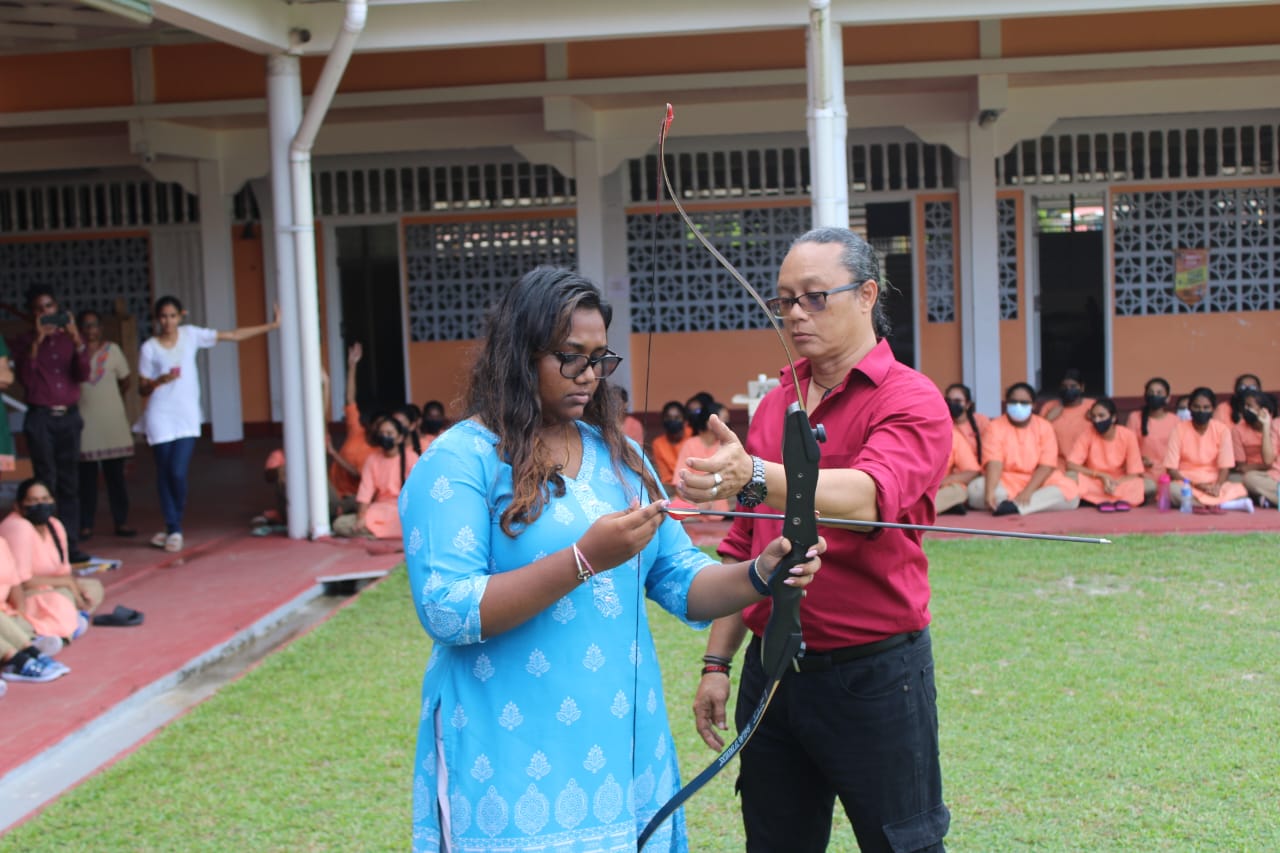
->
[151, 0, 290, 54]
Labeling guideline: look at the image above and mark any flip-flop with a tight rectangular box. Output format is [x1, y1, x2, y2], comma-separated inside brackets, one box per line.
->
[92, 605, 144, 627]
[1097, 502, 1116, 513]
[1113, 500, 1132, 512]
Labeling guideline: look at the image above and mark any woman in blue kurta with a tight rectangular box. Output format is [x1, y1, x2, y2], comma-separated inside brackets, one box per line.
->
[399, 267, 821, 852]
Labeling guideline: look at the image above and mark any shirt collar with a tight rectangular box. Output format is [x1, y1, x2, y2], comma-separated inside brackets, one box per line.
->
[779, 338, 894, 392]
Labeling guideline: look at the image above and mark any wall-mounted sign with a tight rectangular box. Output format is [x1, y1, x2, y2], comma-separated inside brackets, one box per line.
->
[1174, 247, 1208, 306]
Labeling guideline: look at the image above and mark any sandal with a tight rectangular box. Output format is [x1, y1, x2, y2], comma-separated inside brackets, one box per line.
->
[1097, 502, 1116, 513]
[1113, 501, 1132, 512]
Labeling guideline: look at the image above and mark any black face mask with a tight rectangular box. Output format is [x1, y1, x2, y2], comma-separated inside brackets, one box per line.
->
[1242, 409, 1261, 426]
[947, 400, 966, 419]
[1092, 418, 1113, 435]
[421, 418, 445, 435]
[687, 410, 709, 431]
[662, 418, 685, 435]
[1145, 395, 1167, 410]
[23, 503, 56, 526]
[1060, 387, 1083, 404]
[375, 433, 398, 450]
[1191, 410, 1213, 426]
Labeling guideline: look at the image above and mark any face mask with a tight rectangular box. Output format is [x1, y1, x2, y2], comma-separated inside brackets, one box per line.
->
[1060, 387, 1083, 404]
[687, 410, 710, 430]
[1145, 395, 1167, 410]
[1242, 409, 1260, 426]
[1176, 408, 1192, 421]
[23, 503, 55, 526]
[1006, 402, 1033, 423]
[1092, 418, 1113, 435]
[1190, 410, 1213, 426]
[947, 400, 966, 419]
[662, 418, 685, 435]
[421, 418, 445, 434]
[1236, 385, 1258, 395]
[375, 433, 397, 450]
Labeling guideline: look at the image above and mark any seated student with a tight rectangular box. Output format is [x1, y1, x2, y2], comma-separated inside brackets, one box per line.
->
[1230, 390, 1279, 505]
[419, 400, 448, 451]
[0, 479, 104, 643]
[968, 382, 1080, 516]
[672, 400, 731, 518]
[945, 382, 988, 462]
[333, 415, 419, 540]
[650, 401, 691, 489]
[1037, 368, 1097, 469]
[612, 386, 646, 447]
[1214, 372, 1262, 424]
[0, 536, 67, 684]
[1066, 398, 1145, 511]
[1163, 387, 1253, 512]
[329, 343, 374, 512]
[937, 425, 982, 514]
[1124, 376, 1177, 500]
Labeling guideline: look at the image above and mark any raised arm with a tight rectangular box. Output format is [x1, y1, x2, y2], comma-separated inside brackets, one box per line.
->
[217, 303, 281, 343]
[345, 342, 362, 406]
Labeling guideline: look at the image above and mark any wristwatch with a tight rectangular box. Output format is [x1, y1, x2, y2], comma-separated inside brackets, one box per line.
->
[737, 456, 767, 508]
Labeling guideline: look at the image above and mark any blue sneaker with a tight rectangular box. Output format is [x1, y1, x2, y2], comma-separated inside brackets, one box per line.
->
[2, 654, 65, 683]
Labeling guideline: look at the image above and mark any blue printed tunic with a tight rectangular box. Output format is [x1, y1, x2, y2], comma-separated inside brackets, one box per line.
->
[400, 419, 713, 852]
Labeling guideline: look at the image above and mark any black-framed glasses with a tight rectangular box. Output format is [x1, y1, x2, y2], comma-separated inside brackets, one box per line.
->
[765, 281, 866, 319]
[551, 350, 623, 379]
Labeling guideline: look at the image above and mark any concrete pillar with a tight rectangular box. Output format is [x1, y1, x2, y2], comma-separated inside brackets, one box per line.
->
[573, 141, 631, 397]
[194, 159, 245, 446]
[958, 120, 1002, 414]
[806, 1, 849, 228]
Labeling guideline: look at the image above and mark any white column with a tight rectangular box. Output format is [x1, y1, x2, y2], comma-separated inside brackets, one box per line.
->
[806, 0, 848, 229]
[267, 53, 310, 539]
[959, 120, 1002, 413]
[195, 159, 244, 445]
[573, 142, 631, 395]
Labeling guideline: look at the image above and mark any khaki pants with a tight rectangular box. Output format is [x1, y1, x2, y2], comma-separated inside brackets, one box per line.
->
[966, 476, 1080, 515]
[1242, 470, 1280, 503]
[53, 576, 105, 615]
[0, 613, 37, 660]
[935, 482, 970, 514]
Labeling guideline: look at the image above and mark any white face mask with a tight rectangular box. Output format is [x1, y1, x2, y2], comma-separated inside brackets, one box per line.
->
[1176, 408, 1192, 421]
[1006, 401, 1033, 422]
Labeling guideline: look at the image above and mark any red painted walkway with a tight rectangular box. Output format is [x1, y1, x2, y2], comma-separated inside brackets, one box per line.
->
[0, 438, 403, 781]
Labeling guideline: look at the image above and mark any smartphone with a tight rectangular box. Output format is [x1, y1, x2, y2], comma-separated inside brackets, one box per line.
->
[169, 366, 182, 378]
[39, 312, 70, 327]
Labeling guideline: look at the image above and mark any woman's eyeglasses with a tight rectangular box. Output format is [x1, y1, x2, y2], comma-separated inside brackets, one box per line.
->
[552, 351, 623, 379]
[764, 281, 866, 319]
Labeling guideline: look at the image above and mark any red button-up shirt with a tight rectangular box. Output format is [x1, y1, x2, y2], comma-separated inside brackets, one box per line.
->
[11, 329, 91, 408]
[719, 339, 951, 650]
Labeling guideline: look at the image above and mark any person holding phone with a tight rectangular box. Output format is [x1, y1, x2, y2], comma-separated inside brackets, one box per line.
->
[137, 295, 280, 553]
[8, 286, 92, 564]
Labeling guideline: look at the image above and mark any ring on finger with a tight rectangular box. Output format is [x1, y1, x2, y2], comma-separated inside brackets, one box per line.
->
[710, 485, 719, 497]
[712, 472, 723, 486]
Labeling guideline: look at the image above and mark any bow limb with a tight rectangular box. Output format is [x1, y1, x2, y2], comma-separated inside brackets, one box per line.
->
[637, 104, 821, 850]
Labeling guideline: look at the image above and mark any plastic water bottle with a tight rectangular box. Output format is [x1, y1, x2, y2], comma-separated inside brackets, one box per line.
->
[1179, 479, 1193, 513]
[1156, 473, 1171, 512]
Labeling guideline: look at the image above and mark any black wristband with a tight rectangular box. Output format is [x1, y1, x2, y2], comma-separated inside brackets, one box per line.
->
[747, 557, 771, 597]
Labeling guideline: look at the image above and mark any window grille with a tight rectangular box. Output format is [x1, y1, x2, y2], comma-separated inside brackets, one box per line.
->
[999, 122, 1279, 187]
[0, 180, 197, 234]
[314, 162, 575, 217]
[923, 201, 956, 323]
[997, 197, 1018, 320]
[1114, 186, 1277, 315]
[404, 216, 577, 342]
[0, 237, 152, 330]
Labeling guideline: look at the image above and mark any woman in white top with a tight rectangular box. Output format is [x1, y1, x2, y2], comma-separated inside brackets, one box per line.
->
[137, 295, 279, 553]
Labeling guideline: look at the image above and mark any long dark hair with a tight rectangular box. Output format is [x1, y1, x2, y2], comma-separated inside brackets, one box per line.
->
[1229, 373, 1262, 424]
[1141, 376, 1170, 437]
[369, 414, 409, 490]
[945, 382, 982, 462]
[466, 267, 659, 536]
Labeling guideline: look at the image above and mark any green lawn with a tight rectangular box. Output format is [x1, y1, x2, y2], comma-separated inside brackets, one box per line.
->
[4, 533, 1279, 851]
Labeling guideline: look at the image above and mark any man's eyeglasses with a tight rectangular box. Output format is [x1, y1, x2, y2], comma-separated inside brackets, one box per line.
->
[765, 281, 866, 319]
[552, 351, 623, 379]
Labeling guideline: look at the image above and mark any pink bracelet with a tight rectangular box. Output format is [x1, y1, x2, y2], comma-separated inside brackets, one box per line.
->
[572, 543, 595, 582]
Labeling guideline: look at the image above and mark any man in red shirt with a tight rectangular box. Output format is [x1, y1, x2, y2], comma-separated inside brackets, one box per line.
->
[11, 286, 92, 563]
[682, 227, 951, 852]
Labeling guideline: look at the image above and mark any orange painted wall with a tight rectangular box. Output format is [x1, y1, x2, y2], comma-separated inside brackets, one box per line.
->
[843, 21, 980, 65]
[318, 44, 545, 92]
[627, 329, 784, 413]
[0, 49, 133, 112]
[233, 229, 270, 423]
[569, 30, 804, 78]
[407, 340, 481, 416]
[1111, 311, 1280, 399]
[1002, 7, 1280, 57]
[153, 43, 266, 102]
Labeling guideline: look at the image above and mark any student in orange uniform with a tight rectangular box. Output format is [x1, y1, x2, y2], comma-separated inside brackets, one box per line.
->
[1066, 398, 1145, 511]
[1163, 387, 1252, 511]
[968, 382, 1080, 516]
[329, 343, 375, 510]
[936, 426, 982, 514]
[945, 382, 988, 462]
[1214, 372, 1262, 424]
[332, 415, 420, 539]
[672, 400, 731, 518]
[650, 400, 691, 489]
[1230, 390, 1279, 505]
[613, 386, 646, 446]
[1037, 369, 1096, 469]
[1124, 376, 1177, 500]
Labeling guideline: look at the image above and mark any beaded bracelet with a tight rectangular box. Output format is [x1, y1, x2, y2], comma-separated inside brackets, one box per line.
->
[701, 664, 731, 677]
[747, 557, 772, 597]
[572, 543, 595, 583]
[701, 654, 733, 667]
